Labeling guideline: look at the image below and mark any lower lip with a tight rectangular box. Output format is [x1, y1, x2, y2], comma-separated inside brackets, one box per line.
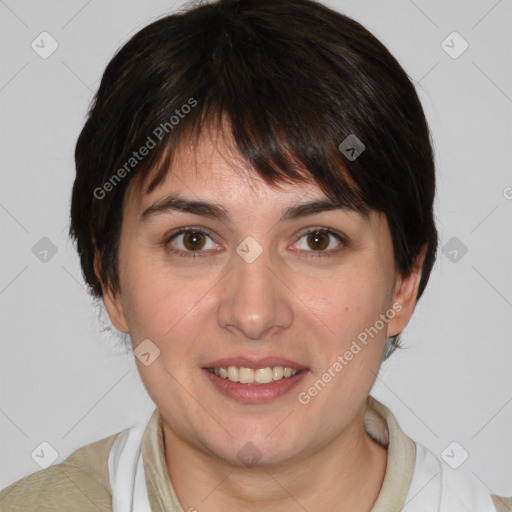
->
[203, 369, 308, 404]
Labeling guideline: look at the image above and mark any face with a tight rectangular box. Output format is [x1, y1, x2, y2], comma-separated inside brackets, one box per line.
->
[102, 128, 423, 467]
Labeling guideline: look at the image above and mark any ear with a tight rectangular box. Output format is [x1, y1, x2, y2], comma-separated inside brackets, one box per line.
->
[387, 244, 428, 337]
[94, 252, 129, 333]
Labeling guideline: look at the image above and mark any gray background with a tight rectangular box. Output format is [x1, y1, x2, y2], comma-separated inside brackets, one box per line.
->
[1, 0, 511, 497]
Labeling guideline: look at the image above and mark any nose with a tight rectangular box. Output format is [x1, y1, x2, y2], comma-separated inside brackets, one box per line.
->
[216, 245, 294, 341]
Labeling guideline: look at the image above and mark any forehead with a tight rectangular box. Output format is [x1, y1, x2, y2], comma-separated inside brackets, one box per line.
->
[119, 125, 384, 249]
[127, 126, 326, 213]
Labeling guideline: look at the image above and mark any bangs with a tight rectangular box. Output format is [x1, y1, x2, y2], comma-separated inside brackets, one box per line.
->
[121, 4, 371, 212]
[72, 0, 437, 304]
[139, 108, 367, 216]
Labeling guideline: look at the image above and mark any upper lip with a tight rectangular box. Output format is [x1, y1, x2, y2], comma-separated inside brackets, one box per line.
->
[203, 357, 309, 370]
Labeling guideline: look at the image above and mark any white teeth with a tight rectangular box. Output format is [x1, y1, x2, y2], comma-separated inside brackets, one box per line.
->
[227, 366, 239, 382]
[272, 366, 284, 381]
[255, 367, 273, 384]
[239, 367, 254, 384]
[210, 365, 301, 384]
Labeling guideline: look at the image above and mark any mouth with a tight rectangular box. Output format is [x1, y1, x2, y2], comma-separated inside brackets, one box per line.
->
[207, 365, 301, 384]
[202, 358, 309, 403]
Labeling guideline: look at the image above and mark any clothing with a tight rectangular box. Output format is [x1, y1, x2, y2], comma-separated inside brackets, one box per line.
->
[1, 396, 510, 511]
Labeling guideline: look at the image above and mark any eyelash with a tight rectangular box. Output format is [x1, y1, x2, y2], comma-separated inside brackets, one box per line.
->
[164, 226, 346, 259]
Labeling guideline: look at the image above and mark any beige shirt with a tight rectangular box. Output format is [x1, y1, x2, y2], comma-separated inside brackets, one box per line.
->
[1, 396, 510, 511]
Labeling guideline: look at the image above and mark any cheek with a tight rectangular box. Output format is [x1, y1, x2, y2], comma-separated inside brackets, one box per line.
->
[118, 251, 176, 337]
[119, 252, 217, 344]
[296, 266, 390, 340]
[292, 265, 392, 403]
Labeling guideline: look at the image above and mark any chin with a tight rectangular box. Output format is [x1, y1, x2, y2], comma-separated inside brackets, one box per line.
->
[198, 423, 309, 468]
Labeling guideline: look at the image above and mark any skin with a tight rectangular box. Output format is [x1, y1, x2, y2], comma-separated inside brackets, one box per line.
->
[100, 126, 426, 511]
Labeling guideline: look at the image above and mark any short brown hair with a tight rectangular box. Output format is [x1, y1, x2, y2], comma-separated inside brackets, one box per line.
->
[70, 0, 438, 354]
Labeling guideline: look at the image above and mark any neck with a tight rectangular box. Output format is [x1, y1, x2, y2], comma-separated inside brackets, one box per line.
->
[162, 405, 388, 512]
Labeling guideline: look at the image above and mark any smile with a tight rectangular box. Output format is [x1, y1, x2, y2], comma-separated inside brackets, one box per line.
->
[208, 366, 300, 384]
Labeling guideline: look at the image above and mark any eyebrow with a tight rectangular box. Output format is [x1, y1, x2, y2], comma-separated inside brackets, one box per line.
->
[140, 193, 364, 224]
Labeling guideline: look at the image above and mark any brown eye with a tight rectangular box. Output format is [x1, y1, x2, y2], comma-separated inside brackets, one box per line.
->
[292, 227, 345, 259]
[182, 231, 206, 251]
[166, 228, 219, 257]
[306, 231, 330, 251]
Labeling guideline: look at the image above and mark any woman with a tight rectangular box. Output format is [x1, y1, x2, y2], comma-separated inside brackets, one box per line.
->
[1, 0, 510, 510]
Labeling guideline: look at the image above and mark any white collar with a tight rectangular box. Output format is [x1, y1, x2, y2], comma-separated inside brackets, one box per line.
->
[108, 406, 497, 512]
[108, 425, 152, 512]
